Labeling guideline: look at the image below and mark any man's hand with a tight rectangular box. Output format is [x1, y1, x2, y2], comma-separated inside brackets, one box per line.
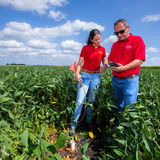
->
[109, 59, 144, 72]
[110, 63, 124, 72]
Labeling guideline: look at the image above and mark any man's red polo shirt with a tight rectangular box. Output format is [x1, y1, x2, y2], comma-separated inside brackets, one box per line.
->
[108, 33, 145, 77]
[80, 44, 106, 71]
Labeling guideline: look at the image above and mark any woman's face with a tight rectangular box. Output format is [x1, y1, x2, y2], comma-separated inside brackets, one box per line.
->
[91, 34, 101, 47]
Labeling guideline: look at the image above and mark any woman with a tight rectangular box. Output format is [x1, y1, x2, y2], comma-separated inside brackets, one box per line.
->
[70, 29, 107, 135]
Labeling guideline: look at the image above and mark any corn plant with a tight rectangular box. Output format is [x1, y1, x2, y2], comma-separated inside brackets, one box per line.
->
[98, 68, 160, 160]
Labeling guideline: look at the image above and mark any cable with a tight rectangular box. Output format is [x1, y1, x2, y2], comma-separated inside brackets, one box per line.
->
[64, 76, 87, 126]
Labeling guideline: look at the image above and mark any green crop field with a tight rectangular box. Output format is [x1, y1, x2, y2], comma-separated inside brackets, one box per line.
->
[0, 65, 160, 159]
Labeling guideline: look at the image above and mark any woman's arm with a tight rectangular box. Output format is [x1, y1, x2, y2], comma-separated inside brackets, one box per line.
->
[100, 57, 108, 73]
[76, 57, 84, 82]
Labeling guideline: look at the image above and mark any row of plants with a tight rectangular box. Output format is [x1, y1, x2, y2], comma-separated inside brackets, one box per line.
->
[94, 68, 160, 159]
[0, 66, 160, 159]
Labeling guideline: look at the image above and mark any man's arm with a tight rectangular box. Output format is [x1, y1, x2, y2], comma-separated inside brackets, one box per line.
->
[111, 59, 144, 72]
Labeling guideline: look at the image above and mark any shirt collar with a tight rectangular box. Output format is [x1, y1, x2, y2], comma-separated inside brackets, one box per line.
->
[89, 43, 101, 48]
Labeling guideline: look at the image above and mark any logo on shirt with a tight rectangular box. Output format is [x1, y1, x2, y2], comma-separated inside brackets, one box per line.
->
[126, 45, 132, 49]
[98, 51, 103, 54]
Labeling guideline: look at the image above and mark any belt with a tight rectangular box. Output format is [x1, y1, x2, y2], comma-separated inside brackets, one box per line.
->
[82, 69, 100, 74]
[114, 74, 139, 79]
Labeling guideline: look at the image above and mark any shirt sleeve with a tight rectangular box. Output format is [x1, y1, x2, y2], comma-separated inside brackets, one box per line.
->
[80, 46, 86, 57]
[133, 36, 146, 61]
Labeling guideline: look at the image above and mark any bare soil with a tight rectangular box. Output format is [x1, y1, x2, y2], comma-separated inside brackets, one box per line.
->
[49, 118, 104, 160]
[57, 133, 103, 160]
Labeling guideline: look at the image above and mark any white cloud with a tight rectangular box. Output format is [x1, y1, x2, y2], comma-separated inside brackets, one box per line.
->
[0, 43, 59, 57]
[142, 14, 160, 22]
[22, 52, 39, 56]
[61, 40, 83, 52]
[82, 22, 105, 31]
[146, 54, 149, 58]
[0, 40, 24, 48]
[0, 46, 29, 55]
[146, 47, 159, 53]
[104, 35, 117, 43]
[0, 0, 68, 15]
[57, 20, 105, 36]
[0, 19, 104, 64]
[6, 21, 31, 31]
[49, 10, 67, 21]
[0, 20, 105, 41]
[27, 40, 58, 49]
[149, 57, 160, 65]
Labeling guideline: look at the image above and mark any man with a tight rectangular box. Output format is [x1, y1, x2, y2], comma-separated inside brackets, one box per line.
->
[108, 19, 145, 112]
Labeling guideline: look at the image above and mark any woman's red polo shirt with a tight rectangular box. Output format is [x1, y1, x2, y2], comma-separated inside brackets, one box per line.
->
[80, 44, 106, 71]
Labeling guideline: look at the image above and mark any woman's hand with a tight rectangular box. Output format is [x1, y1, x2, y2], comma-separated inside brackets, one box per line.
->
[76, 73, 82, 83]
[100, 64, 108, 73]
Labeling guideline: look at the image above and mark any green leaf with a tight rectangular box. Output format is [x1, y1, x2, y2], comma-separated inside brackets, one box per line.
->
[21, 129, 28, 147]
[47, 85, 55, 88]
[47, 144, 56, 154]
[142, 132, 151, 152]
[0, 94, 13, 103]
[119, 122, 134, 127]
[14, 91, 23, 96]
[0, 120, 8, 128]
[115, 139, 127, 145]
[29, 133, 37, 143]
[28, 137, 37, 155]
[133, 142, 138, 160]
[82, 154, 90, 160]
[140, 143, 152, 159]
[0, 141, 9, 152]
[141, 116, 150, 136]
[1, 108, 15, 119]
[54, 128, 69, 149]
[15, 155, 29, 160]
[53, 153, 65, 159]
[113, 149, 127, 158]
[8, 111, 15, 119]
[110, 117, 115, 124]
[106, 153, 115, 159]
[40, 138, 49, 153]
[33, 145, 41, 159]
[33, 85, 42, 88]
[80, 142, 89, 155]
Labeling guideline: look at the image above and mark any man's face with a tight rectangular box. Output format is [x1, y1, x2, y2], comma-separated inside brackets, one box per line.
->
[114, 22, 130, 41]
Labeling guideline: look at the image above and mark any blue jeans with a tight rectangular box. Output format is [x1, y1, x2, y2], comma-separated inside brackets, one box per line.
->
[71, 72, 101, 128]
[112, 75, 139, 112]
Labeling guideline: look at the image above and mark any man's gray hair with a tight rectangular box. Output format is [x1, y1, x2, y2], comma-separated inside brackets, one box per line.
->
[114, 19, 128, 27]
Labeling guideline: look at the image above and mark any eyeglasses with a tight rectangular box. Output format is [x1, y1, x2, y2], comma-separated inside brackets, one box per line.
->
[114, 26, 127, 35]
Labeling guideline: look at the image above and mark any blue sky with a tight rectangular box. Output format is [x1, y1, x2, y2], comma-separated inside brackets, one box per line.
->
[0, 0, 160, 66]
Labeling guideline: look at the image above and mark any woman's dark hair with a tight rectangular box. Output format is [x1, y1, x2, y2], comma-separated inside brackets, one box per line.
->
[87, 29, 101, 45]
